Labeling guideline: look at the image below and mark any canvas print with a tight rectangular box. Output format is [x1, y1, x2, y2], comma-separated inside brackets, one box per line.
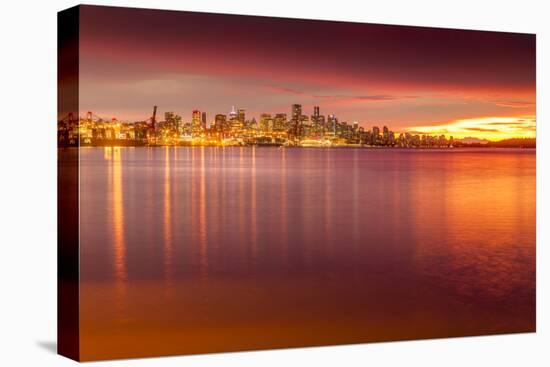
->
[57, 5, 536, 361]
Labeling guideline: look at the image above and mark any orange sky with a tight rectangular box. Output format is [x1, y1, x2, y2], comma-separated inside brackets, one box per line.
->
[78, 6, 536, 140]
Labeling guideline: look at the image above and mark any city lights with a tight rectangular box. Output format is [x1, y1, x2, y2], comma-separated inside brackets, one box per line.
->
[58, 104, 535, 148]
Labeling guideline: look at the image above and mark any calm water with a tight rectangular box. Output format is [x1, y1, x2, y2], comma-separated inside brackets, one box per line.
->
[79, 147, 535, 360]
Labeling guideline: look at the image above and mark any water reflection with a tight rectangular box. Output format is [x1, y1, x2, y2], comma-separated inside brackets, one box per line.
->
[111, 147, 126, 282]
[108, 147, 127, 318]
[250, 147, 257, 266]
[198, 146, 208, 279]
[79, 147, 535, 358]
[238, 147, 246, 263]
[323, 149, 332, 258]
[163, 147, 174, 292]
[280, 148, 288, 262]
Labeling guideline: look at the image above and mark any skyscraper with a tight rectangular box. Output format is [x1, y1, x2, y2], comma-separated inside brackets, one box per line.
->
[383, 126, 389, 144]
[273, 113, 287, 132]
[192, 110, 202, 136]
[228, 106, 242, 132]
[215, 114, 226, 132]
[237, 108, 245, 124]
[292, 104, 302, 121]
[311, 106, 322, 137]
[259, 113, 272, 133]
[229, 106, 237, 121]
[327, 114, 338, 136]
[201, 112, 207, 130]
[372, 126, 380, 144]
[290, 104, 302, 139]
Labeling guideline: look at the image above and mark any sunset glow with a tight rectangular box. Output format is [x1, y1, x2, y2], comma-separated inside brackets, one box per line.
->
[74, 6, 536, 142]
[408, 115, 536, 140]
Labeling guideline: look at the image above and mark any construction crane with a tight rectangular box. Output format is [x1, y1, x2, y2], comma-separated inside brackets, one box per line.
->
[151, 105, 157, 130]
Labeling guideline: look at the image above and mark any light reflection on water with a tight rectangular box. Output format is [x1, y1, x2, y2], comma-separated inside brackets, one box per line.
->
[78, 147, 535, 359]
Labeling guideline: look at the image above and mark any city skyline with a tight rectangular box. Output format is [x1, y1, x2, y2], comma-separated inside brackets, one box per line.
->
[60, 100, 536, 149]
[76, 104, 536, 141]
[77, 6, 536, 141]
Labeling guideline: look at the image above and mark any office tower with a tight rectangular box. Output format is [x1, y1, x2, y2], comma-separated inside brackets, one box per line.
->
[318, 115, 326, 136]
[273, 113, 287, 132]
[299, 115, 309, 138]
[292, 104, 302, 121]
[290, 104, 302, 139]
[311, 106, 321, 137]
[192, 110, 202, 135]
[372, 126, 380, 145]
[215, 114, 227, 132]
[237, 108, 245, 124]
[260, 113, 272, 132]
[249, 117, 258, 130]
[174, 114, 182, 135]
[383, 126, 389, 144]
[312, 106, 320, 126]
[229, 106, 237, 121]
[201, 112, 207, 130]
[327, 114, 337, 136]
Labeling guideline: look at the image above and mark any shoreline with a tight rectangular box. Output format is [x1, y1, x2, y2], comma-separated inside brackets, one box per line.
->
[58, 145, 536, 150]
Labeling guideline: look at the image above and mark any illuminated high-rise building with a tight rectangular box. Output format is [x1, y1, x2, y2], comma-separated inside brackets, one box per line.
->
[311, 106, 322, 137]
[313, 106, 320, 118]
[248, 117, 258, 130]
[372, 126, 380, 144]
[174, 114, 182, 135]
[228, 106, 243, 132]
[201, 112, 207, 129]
[164, 111, 175, 132]
[327, 114, 338, 136]
[299, 115, 309, 138]
[389, 131, 396, 145]
[192, 110, 201, 123]
[192, 110, 202, 136]
[229, 106, 237, 121]
[383, 126, 389, 143]
[273, 113, 287, 132]
[318, 115, 325, 130]
[290, 104, 302, 139]
[259, 113, 272, 132]
[215, 114, 227, 132]
[237, 108, 245, 124]
[292, 104, 302, 121]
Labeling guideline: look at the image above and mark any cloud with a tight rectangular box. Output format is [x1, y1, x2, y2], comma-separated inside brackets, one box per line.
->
[464, 127, 500, 132]
[265, 86, 306, 95]
[407, 115, 536, 140]
[486, 121, 528, 126]
[492, 100, 535, 108]
[265, 85, 418, 103]
[314, 94, 419, 101]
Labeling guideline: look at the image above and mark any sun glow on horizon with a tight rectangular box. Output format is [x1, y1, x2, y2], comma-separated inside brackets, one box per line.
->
[407, 116, 536, 141]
